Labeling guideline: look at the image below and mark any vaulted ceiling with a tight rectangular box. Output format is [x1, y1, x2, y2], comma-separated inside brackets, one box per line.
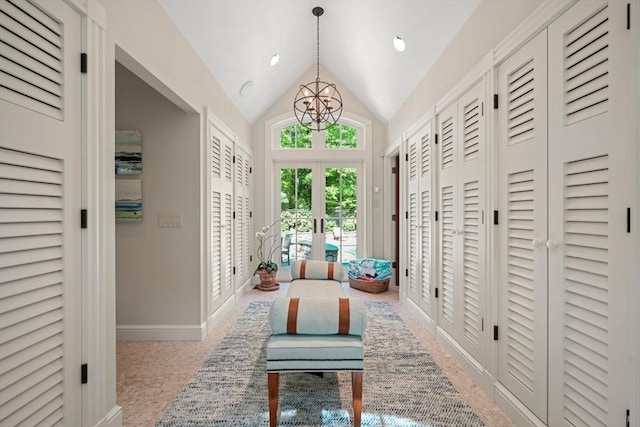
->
[159, 0, 480, 125]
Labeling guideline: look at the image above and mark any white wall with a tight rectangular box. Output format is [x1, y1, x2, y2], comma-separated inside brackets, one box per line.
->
[388, 0, 543, 144]
[101, 0, 250, 144]
[115, 63, 201, 327]
[251, 65, 388, 258]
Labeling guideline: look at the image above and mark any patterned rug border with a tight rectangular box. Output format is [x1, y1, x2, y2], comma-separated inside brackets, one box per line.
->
[155, 301, 485, 427]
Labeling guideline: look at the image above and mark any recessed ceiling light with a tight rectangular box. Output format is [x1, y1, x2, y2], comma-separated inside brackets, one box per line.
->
[270, 53, 280, 66]
[393, 36, 406, 52]
[239, 80, 254, 97]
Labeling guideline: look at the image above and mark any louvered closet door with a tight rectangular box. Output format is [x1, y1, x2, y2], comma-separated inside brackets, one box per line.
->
[406, 136, 420, 303]
[455, 81, 486, 365]
[234, 146, 252, 289]
[417, 123, 434, 317]
[547, 2, 633, 425]
[0, 0, 82, 425]
[496, 29, 548, 421]
[209, 126, 233, 314]
[437, 102, 458, 337]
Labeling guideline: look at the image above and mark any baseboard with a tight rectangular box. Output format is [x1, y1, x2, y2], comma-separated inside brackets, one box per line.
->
[494, 383, 546, 427]
[236, 277, 254, 295]
[93, 405, 122, 427]
[405, 298, 436, 335]
[435, 327, 489, 390]
[206, 295, 235, 334]
[116, 322, 206, 341]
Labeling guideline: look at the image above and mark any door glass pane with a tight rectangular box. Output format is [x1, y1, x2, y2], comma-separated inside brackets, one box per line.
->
[280, 124, 312, 149]
[325, 124, 357, 148]
[280, 167, 312, 267]
[325, 167, 357, 267]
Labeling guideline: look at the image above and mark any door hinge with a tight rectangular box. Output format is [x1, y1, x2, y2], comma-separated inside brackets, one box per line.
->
[249, 255, 252, 262]
[481, 318, 484, 331]
[405, 153, 408, 162]
[233, 266, 236, 274]
[392, 166, 397, 174]
[232, 155, 236, 163]
[493, 325, 499, 341]
[81, 53, 87, 73]
[493, 94, 499, 109]
[81, 209, 87, 229]
[81, 364, 88, 384]
[392, 261, 397, 268]
[434, 134, 438, 145]
[405, 269, 408, 277]
[392, 214, 396, 221]
[233, 211, 236, 219]
[481, 102, 484, 116]
[435, 211, 438, 222]
[405, 211, 409, 219]
[249, 211, 252, 218]
[493, 210, 499, 225]
[626, 409, 630, 427]
[627, 3, 631, 30]
[627, 208, 631, 232]
[482, 210, 485, 224]
[249, 166, 252, 174]
[434, 287, 439, 298]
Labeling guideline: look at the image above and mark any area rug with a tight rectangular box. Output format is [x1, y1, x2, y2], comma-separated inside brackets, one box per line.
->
[155, 301, 485, 427]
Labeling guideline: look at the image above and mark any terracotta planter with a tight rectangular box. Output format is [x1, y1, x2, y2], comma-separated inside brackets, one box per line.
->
[257, 269, 278, 291]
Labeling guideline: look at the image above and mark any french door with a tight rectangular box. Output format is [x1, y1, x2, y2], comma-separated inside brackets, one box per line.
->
[277, 162, 362, 269]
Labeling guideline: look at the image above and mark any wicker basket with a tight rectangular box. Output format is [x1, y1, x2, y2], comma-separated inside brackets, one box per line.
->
[348, 277, 390, 294]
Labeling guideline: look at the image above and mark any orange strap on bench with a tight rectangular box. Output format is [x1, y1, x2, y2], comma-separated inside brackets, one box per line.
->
[338, 297, 350, 335]
[287, 298, 300, 334]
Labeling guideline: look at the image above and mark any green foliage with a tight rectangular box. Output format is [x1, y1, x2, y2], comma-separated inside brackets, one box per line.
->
[280, 210, 312, 232]
[326, 124, 357, 148]
[280, 124, 312, 149]
[342, 220, 356, 232]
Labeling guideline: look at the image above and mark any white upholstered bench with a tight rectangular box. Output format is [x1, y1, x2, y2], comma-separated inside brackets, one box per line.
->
[266, 260, 367, 427]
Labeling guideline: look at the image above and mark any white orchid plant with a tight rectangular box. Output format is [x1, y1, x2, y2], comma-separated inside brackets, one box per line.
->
[253, 221, 281, 274]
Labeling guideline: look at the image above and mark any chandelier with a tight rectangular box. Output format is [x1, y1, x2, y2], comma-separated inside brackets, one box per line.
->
[293, 7, 343, 132]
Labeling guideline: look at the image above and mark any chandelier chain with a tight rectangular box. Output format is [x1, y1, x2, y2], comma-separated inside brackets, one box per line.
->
[316, 12, 320, 80]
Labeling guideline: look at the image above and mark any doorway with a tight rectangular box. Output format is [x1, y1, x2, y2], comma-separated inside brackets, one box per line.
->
[277, 162, 362, 270]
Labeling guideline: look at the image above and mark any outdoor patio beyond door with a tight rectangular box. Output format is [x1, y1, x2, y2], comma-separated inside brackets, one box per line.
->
[278, 164, 360, 270]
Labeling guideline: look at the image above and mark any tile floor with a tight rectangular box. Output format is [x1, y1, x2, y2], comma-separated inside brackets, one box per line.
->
[116, 283, 515, 427]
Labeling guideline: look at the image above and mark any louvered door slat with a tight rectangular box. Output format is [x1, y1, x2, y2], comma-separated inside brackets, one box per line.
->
[462, 101, 480, 162]
[223, 194, 232, 291]
[0, 1, 62, 59]
[418, 127, 432, 314]
[0, 0, 65, 120]
[559, 155, 609, 426]
[420, 189, 430, 306]
[564, 6, 609, 124]
[409, 142, 417, 181]
[211, 136, 221, 178]
[508, 59, 535, 145]
[441, 185, 454, 324]
[408, 193, 418, 295]
[462, 180, 480, 345]
[440, 118, 454, 169]
[224, 146, 232, 182]
[210, 191, 221, 302]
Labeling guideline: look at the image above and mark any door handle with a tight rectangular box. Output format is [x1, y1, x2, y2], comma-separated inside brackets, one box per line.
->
[321, 219, 325, 234]
[314, 218, 317, 233]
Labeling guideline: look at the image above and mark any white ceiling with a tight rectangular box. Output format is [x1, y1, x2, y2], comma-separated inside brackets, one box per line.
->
[159, 0, 481, 125]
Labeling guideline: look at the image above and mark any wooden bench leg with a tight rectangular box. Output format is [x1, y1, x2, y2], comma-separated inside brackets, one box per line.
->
[268, 372, 279, 426]
[352, 371, 363, 427]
